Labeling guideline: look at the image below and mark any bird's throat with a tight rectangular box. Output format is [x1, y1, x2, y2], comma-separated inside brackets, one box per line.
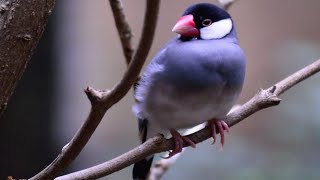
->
[179, 36, 196, 41]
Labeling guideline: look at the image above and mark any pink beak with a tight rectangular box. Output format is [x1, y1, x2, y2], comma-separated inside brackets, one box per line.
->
[172, 14, 199, 37]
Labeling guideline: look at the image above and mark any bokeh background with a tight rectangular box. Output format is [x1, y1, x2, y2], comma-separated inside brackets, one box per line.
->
[1, 0, 320, 179]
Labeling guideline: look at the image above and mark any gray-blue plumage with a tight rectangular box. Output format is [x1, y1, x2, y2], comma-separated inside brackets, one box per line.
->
[133, 28, 245, 135]
[132, 3, 246, 180]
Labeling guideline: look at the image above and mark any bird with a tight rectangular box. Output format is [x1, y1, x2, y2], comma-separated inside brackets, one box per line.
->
[132, 3, 246, 179]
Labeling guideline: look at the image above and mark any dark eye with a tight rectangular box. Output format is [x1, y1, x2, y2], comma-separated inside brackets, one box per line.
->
[202, 19, 212, 27]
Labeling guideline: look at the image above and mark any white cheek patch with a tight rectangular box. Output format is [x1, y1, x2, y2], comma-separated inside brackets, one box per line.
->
[200, 18, 233, 40]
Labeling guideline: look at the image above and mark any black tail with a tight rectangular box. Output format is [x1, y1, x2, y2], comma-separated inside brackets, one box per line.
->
[133, 118, 153, 179]
[133, 156, 154, 180]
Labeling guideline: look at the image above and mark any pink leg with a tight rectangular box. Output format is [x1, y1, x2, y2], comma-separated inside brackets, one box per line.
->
[207, 119, 230, 149]
[163, 129, 196, 159]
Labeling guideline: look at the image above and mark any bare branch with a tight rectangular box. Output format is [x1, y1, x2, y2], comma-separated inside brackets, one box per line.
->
[29, 0, 161, 179]
[84, 86, 110, 105]
[218, 0, 237, 10]
[0, 0, 56, 117]
[147, 154, 181, 180]
[109, 0, 134, 65]
[102, 0, 160, 103]
[273, 59, 320, 95]
[56, 59, 320, 180]
[56, 135, 165, 180]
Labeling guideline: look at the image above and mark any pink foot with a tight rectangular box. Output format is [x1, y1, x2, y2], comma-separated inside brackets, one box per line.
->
[207, 119, 230, 150]
[163, 129, 196, 159]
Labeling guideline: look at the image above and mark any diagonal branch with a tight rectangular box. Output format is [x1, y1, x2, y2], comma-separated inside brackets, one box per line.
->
[109, 0, 134, 65]
[29, 0, 161, 179]
[56, 58, 320, 180]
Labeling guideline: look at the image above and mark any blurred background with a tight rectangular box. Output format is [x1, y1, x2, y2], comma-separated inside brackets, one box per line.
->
[1, 0, 320, 179]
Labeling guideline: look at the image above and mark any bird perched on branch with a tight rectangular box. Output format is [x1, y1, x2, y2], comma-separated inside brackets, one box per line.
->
[132, 3, 246, 179]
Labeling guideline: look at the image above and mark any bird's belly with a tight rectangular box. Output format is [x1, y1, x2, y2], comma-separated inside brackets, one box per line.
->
[144, 83, 241, 129]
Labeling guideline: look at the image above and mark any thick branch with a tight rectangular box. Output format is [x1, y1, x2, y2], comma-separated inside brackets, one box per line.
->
[0, 0, 56, 117]
[56, 59, 320, 180]
[109, 0, 134, 65]
[29, 1, 161, 180]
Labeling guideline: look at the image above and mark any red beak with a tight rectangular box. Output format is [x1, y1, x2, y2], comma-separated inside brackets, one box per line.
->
[172, 14, 199, 37]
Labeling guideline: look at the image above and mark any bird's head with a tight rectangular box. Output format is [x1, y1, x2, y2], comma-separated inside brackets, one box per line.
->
[172, 3, 233, 40]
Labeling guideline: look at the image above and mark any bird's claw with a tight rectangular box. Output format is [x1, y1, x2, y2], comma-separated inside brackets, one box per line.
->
[162, 129, 196, 159]
[208, 119, 230, 150]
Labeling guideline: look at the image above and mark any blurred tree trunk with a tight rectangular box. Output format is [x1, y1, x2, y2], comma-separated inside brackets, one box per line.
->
[0, 17, 57, 179]
[0, 0, 55, 116]
[0, 0, 56, 179]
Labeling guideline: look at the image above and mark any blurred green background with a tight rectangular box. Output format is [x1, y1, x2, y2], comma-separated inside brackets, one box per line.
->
[1, 0, 320, 179]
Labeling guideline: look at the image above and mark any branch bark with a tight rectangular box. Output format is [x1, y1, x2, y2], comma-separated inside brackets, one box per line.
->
[55, 57, 320, 179]
[109, 0, 134, 65]
[0, 0, 56, 117]
[29, 1, 160, 179]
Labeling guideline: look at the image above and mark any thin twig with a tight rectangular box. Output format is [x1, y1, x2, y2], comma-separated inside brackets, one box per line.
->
[109, 0, 134, 65]
[29, 1, 161, 179]
[56, 59, 320, 180]
[147, 153, 182, 180]
[219, 0, 237, 10]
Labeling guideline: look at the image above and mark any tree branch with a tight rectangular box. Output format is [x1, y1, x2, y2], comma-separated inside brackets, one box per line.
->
[0, 0, 56, 117]
[55, 58, 320, 180]
[147, 153, 182, 180]
[29, 0, 161, 179]
[109, 0, 134, 65]
[219, 0, 237, 10]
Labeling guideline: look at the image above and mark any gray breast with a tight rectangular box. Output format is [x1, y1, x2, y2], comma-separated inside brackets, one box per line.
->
[144, 80, 241, 129]
[134, 38, 246, 129]
[158, 39, 245, 90]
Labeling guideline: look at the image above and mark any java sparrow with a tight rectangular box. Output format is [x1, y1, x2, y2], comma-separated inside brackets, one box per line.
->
[132, 3, 246, 179]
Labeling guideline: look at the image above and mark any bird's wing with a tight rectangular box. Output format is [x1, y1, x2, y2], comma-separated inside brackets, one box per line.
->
[132, 42, 173, 180]
[133, 43, 170, 142]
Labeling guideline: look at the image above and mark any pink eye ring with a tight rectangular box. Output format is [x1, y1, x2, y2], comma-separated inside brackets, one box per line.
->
[202, 19, 212, 26]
